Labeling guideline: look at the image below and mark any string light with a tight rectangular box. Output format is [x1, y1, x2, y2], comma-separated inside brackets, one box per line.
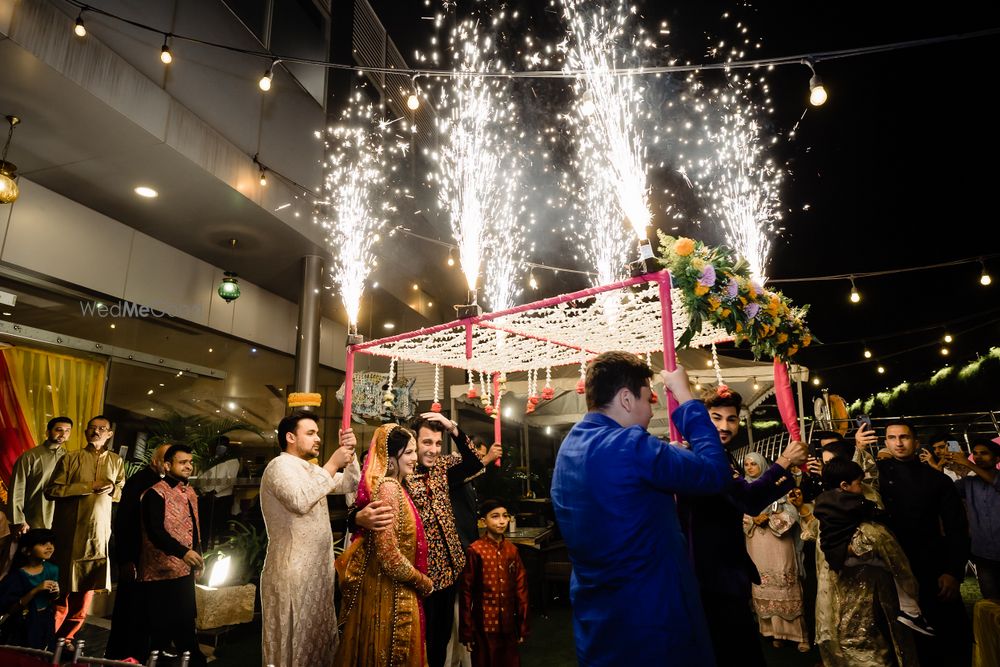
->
[803, 59, 828, 106]
[446, 249, 455, 267]
[259, 61, 277, 91]
[940, 347, 950, 356]
[877, 365, 886, 374]
[752, 377, 759, 391]
[160, 35, 173, 64]
[981, 259, 993, 286]
[863, 348, 872, 359]
[407, 93, 420, 110]
[849, 277, 861, 304]
[259, 166, 267, 187]
[943, 333, 953, 343]
[74, 11, 87, 37]
[812, 377, 821, 386]
[529, 272, 538, 290]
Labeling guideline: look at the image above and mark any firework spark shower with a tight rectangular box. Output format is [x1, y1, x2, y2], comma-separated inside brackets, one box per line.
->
[432, 18, 519, 299]
[560, 0, 653, 242]
[316, 96, 391, 328]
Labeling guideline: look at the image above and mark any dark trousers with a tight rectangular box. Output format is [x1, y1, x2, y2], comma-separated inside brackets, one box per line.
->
[913, 572, 972, 666]
[105, 574, 149, 660]
[701, 589, 767, 667]
[974, 555, 1000, 600]
[143, 575, 206, 667]
[425, 584, 457, 667]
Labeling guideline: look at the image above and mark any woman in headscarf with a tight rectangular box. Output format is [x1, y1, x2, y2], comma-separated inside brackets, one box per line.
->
[335, 424, 434, 666]
[742, 451, 810, 652]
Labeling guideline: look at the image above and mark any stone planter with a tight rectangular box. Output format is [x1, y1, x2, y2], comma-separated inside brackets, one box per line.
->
[195, 583, 256, 630]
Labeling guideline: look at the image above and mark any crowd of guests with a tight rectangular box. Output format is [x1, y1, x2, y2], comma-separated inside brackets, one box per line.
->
[2, 355, 996, 667]
[0, 416, 204, 664]
[551, 350, 1000, 667]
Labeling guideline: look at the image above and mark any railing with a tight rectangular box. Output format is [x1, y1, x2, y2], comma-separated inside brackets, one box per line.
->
[0, 639, 189, 666]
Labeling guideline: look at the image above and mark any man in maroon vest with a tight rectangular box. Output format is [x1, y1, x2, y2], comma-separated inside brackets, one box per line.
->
[139, 444, 205, 666]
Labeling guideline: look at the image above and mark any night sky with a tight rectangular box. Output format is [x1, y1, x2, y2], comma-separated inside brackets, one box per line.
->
[371, 0, 1000, 407]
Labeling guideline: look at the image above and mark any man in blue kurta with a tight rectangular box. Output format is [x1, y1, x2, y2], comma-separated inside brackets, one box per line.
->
[551, 352, 730, 666]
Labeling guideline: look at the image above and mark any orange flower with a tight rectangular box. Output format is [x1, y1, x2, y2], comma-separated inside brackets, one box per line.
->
[787, 345, 799, 356]
[674, 238, 695, 256]
[721, 308, 731, 318]
[777, 333, 789, 344]
[694, 284, 710, 296]
[802, 335, 812, 347]
[708, 297, 721, 311]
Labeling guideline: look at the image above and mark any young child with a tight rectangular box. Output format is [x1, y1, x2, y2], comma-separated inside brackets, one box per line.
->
[459, 499, 530, 667]
[813, 459, 934, 636]
[0, 528, 60, 649]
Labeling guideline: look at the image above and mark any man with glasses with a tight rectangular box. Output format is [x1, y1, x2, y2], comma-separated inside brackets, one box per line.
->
[45, 415, 125, 640]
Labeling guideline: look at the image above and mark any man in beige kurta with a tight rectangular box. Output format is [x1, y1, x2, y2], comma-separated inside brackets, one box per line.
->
[260, 413, 360, 667]
[8, 417, 73, 534]
[45, 415, 124, 640]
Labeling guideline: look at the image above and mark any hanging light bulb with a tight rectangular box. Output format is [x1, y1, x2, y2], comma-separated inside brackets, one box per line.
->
[804, 59, 828, 106]
[259, 167, 267, 187]
[849, 277, 860, 304]
[529, 272, 538, 290]
[863, 348, 872, 359]
[447, 249, 455, 267]
[160, 35, 173, 64]
[259, 61, 276, 91]
[981, 260, 992, 286]
[812, 377, 821, 386]
[943, 333, 953, 344]
[751, 377, 759, 391]
[877, 365, 885, 375]
[74, 11, 87, 37]
[407, 93, 420, 111]
[940, 347, 950, 356]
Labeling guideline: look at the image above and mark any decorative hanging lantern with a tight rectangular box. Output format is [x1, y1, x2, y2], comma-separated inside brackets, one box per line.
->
[217, 272, 241, 303]
[0, 116, 21, 205]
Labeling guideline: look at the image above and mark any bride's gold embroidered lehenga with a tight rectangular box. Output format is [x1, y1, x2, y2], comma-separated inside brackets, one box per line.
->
[335, 424, 433, 667]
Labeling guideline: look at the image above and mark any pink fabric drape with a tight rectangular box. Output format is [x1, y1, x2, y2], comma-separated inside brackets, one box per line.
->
[772, 358, 801, 442]
[0, 353, 36, 495]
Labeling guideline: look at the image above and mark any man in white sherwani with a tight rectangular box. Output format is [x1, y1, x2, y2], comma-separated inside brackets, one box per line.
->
[260, 411, 361, 667]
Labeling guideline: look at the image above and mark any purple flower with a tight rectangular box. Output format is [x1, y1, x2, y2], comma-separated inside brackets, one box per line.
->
[698, 264, 717, 287]
[745, 302, 760, 319]
[751, 279, 764, 295]
[726, 278, 739, 298]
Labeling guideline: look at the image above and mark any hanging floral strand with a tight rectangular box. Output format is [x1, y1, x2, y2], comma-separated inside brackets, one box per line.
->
[542, 366, 555, 401]
[467, 368, 478, 399]
[383, 357, 397, 412]
[431, 364, 442, 412]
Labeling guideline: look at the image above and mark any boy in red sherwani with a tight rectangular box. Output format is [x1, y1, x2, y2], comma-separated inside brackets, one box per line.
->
[459, 499, 529, 667]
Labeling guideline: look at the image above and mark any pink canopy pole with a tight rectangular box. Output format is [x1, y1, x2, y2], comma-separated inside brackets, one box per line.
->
[656, 273, 681, 443]
[773, 358, 802, 442]
[341, 347, 355, 432]
[492, 372, 502, 467]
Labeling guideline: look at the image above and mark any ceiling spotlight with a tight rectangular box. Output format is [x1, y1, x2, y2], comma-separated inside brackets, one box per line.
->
[804, 59, 828, 107]
[74, 12, 87, 37]
[134, 186, 158, 198]
[848, 277, 860, 304]
[980, 260, 992, 286]
[160, 36, 173, 64]
[407, 93, 420, 111]
[384, 322, 395, 330]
